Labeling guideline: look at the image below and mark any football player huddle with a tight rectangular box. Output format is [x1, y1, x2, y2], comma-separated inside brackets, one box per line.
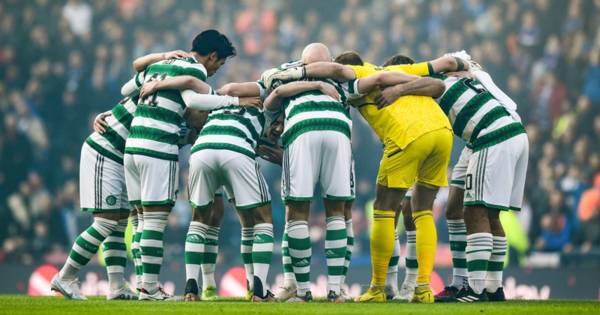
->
[51, 29, 527, 304]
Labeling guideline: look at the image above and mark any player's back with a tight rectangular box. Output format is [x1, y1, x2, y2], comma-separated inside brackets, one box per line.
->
[126, 57, 207, 161]
[349, 64, 451, 149]
[192, 105, 265, 159]
[433, 74, 525, 151]
[280, 77, 354, 148]
[86, 96, 138, 163]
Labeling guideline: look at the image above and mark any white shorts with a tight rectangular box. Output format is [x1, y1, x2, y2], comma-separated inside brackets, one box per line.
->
[80, 143, 129, 212]
[463, 134, 528, 211]
[282, 131, 352, 201]
[189, 149, 270, 210]
[124, 154, 179, 207]
[450, 147, 473, 189]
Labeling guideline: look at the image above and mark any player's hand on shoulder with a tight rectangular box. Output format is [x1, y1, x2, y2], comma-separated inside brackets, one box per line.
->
[239, 96, 263, 109]
[319, 82, 340, 101]
[261, 66, 305, 90]
[93, 111, 112, 134]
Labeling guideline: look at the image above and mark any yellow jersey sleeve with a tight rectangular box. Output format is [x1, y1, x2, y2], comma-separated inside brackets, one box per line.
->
[348, 64, 379, 79]
[385, 62, 432, 76]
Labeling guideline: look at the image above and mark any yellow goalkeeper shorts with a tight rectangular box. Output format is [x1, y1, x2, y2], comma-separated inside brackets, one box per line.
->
[377, 128, 452, 189]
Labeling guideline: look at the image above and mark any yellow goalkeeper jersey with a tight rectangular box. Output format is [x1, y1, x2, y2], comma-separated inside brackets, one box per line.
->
[348, 62, 451, 150]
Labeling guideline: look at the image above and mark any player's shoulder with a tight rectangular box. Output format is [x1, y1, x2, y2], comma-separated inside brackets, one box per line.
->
[348, 62, 380, 78]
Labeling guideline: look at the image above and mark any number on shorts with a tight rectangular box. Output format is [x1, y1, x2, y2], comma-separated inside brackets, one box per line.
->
[465, 174, 473, 190]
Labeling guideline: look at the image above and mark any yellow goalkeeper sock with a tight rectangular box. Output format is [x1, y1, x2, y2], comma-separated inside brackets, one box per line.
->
[370, 209, 396, 288]
[413, 210, 437, 286]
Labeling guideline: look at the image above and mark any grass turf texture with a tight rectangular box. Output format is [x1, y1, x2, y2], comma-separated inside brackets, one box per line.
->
[0, 296, 598, 315]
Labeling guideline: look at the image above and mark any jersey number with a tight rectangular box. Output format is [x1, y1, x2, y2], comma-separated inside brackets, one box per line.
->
[463, 79, 485, 94]
[139, 73, 167, 107]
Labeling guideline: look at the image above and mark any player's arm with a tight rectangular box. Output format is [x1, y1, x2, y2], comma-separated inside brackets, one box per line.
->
[120, 72, 145, 97]
[375, 77, 446, 108]
[139, 75, 212, 98]
[355, 71, 420, 94]
[428, 55, 469, 74]
[264, 81, 340, 111]
[304, 62, 356, 82]
[264, 62, 356, 88]
[132, 50, 190, 72]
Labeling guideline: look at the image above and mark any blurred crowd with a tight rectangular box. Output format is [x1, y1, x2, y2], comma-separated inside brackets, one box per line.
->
[0, 0, 599, 267]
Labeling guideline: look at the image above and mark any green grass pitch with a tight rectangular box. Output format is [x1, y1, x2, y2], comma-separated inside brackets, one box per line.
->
[0, 296, 598, 315]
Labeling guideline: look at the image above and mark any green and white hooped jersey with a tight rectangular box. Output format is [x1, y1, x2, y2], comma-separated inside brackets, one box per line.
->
[125, 57, 207, 161]
[85, 95, 138, 164]
[433, 74, 525, 151]
[280, 78, 358, 148]
[191, 105, 266, 159]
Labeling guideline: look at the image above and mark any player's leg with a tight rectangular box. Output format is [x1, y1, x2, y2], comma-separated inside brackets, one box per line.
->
[129, 207, 144, 291]
[282, 133, 318, 302]
[340, 200, 353, 301]
[124, 153, 143, 292]
[486, 133, 528, 302]
[221, 151, 274, 301]
[410, 128, 452, 303]
[137, 156, 179, 300]
[486, 209, 507, 301]
[250, 204, 274, 301]
[459, 147, 502, 302]
[320, 131, 352, 302]
[435, 148, 470, 302]
[236, 206, 256, 299]
[384, 204, 401, 299]
[276, 205, 297, 301]
[394, 194, 418, 301]
[410, 183, 439, 302]
[102, 160, 136, 300]
[435, 186, 467, 302]
[185, 150, 222, 301]
[358, 138, 414, 302]
[286, 201, 311, 302]
[200, 197, 224, 300]
[52, 144, 123, 300]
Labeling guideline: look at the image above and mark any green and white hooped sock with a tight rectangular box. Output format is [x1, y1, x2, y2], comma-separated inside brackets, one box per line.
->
[59, 217, 118, 281]
[252, 223, 274, 297]
[241, 227, 254, 291]
[287, 220, 311, 296]
[486, 236, 507, 293]
[104, 218, 128, 290]
[133, 212, 144, 289]
[281, 225, 296, 288]
[447, 219, 468, 288]
[466, 232, 493, 294]
[340, 219, 354, 287]
[201, 225, 220, 289]
[325, 216, 347, 295]
[185, 221, 208, 286]
[403, 230, 418, 286]
[140, 211, 169, 293]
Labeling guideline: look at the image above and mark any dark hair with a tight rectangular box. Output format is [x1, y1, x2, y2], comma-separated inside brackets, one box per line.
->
[334, 51, 364, 65]
[382, 54, 415, 67]
[191, 29, 236, 60]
